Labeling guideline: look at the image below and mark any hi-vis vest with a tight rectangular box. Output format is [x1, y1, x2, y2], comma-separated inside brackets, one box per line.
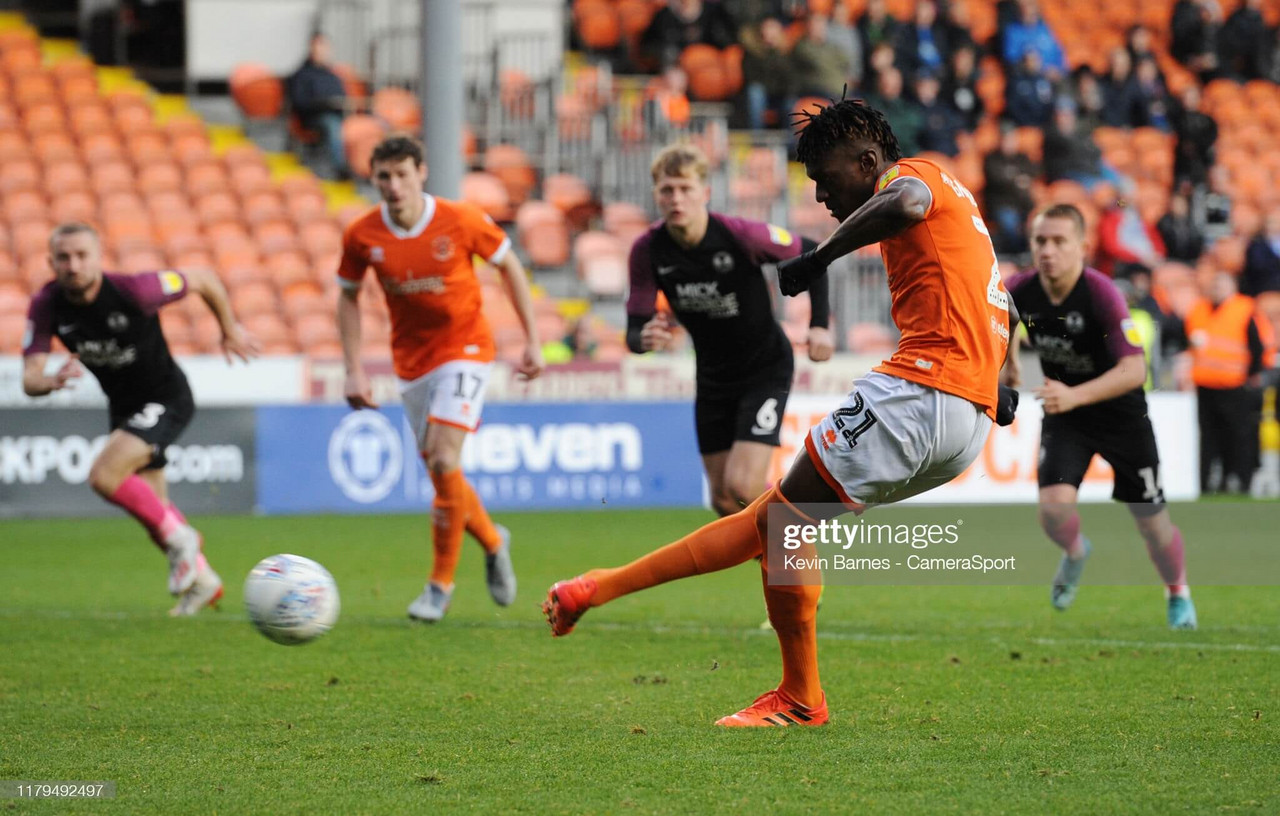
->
[1185, 294, 1258, 389]
[1129, 307, 1158, 391]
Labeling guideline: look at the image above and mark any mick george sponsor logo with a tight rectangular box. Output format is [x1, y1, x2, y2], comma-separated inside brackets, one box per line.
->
[0, 435, 245, 485]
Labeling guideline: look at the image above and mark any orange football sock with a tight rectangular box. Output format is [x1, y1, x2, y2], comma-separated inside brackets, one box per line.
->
[585, 489, 776, 607]
[461, 479, 502, 553]
[428, 469, 467, 587]
[761, 490, 824, 709]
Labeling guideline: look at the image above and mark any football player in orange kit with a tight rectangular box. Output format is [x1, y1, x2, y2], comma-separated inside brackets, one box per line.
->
[337, 136, 543, 622]
[542, 100, 1020, 726]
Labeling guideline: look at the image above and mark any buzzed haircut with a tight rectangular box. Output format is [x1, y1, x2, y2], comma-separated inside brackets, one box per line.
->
[370, 134, 424, 168]
[48, 221, 100, 252]
[793, 98, 903, 165]
[1035, 203, 1087, 237]
[650, 143, 710, 183]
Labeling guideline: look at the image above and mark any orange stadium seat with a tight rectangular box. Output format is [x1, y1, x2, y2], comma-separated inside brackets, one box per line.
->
[340, 114, 387, 178]
[230, 162, 272, 196]
[461, 171, 512, 222]
[298, 220, 343, 260]
[371, 87, 421, 132]
[243, 190, 286, 225]
[4, 189, 47, 223]
[195, 191, 240, 226]
[22, 103, 66, 135]
[331, 63, 368, 107]
[543, 173, 594, 226]
[89, 160, 135, 196]
[285, 189, 328, 224]
[602, 200, 649, 238]
[253, 219, 299, 254]
[0, 159, 40, 193]
[280, 280, 328, 321]
[483, 144, 537, 208]
[293, 312, 340, 348]
[33, 132, 77, 163]
[229, 63, 284, 120]
[265, 249, 312, 287]
[42, 161, 89, 194]
[577, 4, 621, 51]
[120, 248, 166, 274]
[136, 162, 183, 195]
[80, 132, 123, 163]
[231, 281, 279, 317]
[49, 190, 95, 223]
[172, 134, 212, 166]
[58, 76, 98, 106]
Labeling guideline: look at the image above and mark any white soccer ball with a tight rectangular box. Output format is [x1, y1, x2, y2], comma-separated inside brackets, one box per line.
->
[243, 554, 340, 645]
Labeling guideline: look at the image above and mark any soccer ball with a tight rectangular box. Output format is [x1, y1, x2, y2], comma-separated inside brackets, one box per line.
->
[243, 554, 340, 645]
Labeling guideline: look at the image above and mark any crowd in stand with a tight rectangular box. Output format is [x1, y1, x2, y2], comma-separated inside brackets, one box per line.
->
[582, 0, 1280, 289]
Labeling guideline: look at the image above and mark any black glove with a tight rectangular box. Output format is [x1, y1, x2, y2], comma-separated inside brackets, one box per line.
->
[777, 249, 828, 297]
[995, 384, 1019, 427]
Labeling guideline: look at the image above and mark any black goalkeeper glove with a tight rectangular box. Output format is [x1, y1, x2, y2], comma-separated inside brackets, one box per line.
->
[776, 249, 828, 297]
[996, 384, 1019, 427]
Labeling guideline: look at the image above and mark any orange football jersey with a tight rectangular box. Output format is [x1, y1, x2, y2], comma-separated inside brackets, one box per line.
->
[871, 158, 1010, 418]
[338, 194, 511, 381]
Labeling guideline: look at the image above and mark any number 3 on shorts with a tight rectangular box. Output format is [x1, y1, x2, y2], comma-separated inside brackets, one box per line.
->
[128, 402, 165, 430]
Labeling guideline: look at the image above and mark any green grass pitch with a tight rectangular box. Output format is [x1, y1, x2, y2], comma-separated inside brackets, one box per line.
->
[1, 504, 1276, 814]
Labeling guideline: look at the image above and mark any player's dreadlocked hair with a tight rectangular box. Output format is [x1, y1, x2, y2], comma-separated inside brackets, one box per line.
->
[793, 98, 902, 166]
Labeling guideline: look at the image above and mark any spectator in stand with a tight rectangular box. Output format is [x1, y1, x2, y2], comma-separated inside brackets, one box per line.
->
[865, 41, 899, 91]
[1156, 191, 1205, 262]
[914, 71, 963, 156]
[1172, 84, 1217, 189]
[1132, 57, 1172, 131]
[1071, 66, 1106, 130]
[857, 0, 903, 79]
[1043, 99, 1108, 187]
[865, 66, 923, 157]
[1171, 0, 1221, 81]
[1219, 0, 1271, 80]
[640, 0, 738, 71]
[1004, 49, 1056, 128]
[1126, 25, 1165, 83]
[742, 17, 797, 130]
[994, 0, 1020, 64]
[983, 121, 1040, 254]
[731, 0, 789, 27]
[1195, 165, 1234, 243]
[943, 44, 985, 130]
[286, 33, 352, 180]
[647, 65, 692, 126]
[828, 3, 865, 91]
[899, 0, 949, 81]
[1100, 47, 1142, 128]
[941, 0, 977, 56]
[1241, 211, 1280, 296]
[1186, 271, 1277, 495]
[793, 13, 853, 99]
[1097, 198, 1167, 278]
[1001, 0, 1067, 79]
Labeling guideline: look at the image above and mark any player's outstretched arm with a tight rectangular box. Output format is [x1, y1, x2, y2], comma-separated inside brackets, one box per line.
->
[494, 251, 544, 380]
[816, 177, 931, 265]
[185, 268, 260, 364]
[336, 287, 376, 409]
[777, 178, 931, 297]
[21, 353, 82, 397]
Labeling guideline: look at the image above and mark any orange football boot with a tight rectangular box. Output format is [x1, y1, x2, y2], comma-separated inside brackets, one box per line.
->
[715, 689, 829, 727]
[541, 576, 598, 637]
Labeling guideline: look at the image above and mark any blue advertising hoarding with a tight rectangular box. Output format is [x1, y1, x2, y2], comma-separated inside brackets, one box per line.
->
[256, 402, 705, 514]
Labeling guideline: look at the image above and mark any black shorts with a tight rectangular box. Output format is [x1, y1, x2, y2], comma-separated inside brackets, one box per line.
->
[109, 388, 196, 471]
[1038, 414, 1164, 504]
[694, 379, 791, 455]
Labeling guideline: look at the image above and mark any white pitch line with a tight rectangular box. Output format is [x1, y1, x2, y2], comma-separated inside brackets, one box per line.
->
[1, 608, 1277, 654]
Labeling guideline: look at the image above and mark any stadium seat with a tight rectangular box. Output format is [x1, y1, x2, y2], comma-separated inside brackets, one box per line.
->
[243, 190, 286, 224]
[483, 144, 537, 208]
[229, 63, 284, 120]
[80, 132, 123, 162]
[371, 87, 421, 132]
[575, 3, 621, 51]
[461, 171, 512, 222]
[581, 252, 628, 297]
[196, 191, 240, 227]
[253, 219, 299, 254]
[49, 190, 95, 223]
[137, 162, 184, 195]
[293, 312, 340, 348]
[0, 159, 39, 193]
[846, 322, 896, 353]
[298, 220, 343, 260]
[90, 161, 135, 196]
[340, 115, 387, 178]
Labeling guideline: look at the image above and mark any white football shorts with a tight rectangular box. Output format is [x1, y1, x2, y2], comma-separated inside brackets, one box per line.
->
[805, 371, 992, 507]
[400, 359, 493, 447]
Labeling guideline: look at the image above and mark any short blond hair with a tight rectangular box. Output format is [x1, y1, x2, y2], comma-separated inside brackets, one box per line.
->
[650, 143, 709, 184]
[48, 222, 100, 253]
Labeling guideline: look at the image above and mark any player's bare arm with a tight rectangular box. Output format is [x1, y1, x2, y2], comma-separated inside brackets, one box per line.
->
[336, 286, 377, 409]
[21, 352, 82, 397]
[184, 268, 261, 364]
[1000, 298, 1022, 386]
[1038, 354, 1146, 415]
[777, 178, 930, 297]
[493, 250, 543, 380]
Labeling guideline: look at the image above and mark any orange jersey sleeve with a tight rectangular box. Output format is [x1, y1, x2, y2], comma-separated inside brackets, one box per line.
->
[871, 158, 1010, 418]
[339, 196, 503, 381]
